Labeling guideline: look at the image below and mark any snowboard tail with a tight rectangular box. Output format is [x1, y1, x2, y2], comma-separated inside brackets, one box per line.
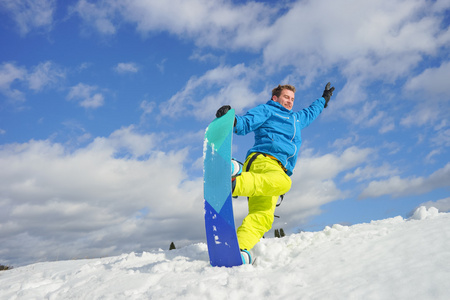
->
[203, 109, 242, 267]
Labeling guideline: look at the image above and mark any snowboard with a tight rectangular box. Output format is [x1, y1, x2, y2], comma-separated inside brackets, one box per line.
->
[203, 109, 242, 267]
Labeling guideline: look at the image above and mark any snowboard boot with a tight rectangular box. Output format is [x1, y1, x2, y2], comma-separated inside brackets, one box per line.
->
[240, 249, 252, 265]
[231, 158, 243, 178]
[231, 159, 242, 199]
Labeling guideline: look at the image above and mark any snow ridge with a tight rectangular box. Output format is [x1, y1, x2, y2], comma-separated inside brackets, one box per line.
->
[1, 207, 449, 299]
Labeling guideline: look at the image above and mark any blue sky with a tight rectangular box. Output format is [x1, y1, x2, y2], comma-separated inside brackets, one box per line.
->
[1, 0, 449, 267]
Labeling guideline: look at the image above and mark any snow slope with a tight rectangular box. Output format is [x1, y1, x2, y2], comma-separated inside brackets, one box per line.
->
[1, 206, 449, 300]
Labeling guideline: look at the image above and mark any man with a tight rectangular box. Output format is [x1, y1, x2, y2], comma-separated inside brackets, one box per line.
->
[215, 82, 335, 264]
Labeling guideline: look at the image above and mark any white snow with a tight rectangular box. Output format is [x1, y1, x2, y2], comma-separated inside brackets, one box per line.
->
[1, 206, 450, 300]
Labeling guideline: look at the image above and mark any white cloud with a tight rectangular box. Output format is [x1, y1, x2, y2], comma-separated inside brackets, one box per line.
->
[70, 0, 116, 35]
[140, 100, 155, 115]
[334, 78, 367, 106]
[116, 0, 273, 50]
[69, 0, 450, 80]
[400, 105, 440, 127]
[296, 147, 373, 182]
[114, 62, 139, 74]
[419, 197, 450, 213]
[425, 149, 442, 164]
[334, 96, 395, 133]
[331, 135, 359, 150]
[67, 83, 105, 108]
[379, 122, 395, 134]
[156, 59, 167, 73]
[0, 62, 27, 101]
[0, 127, 203, 266]
[159, 63, 263, 120]
[264, 0, 443, 77]
[27, 61, 65, 91]
[0, 0, 56, 35]
[399, 62, 450, 151]
[0, 61, 65, 103]
[96, 125, 155, 158]
[404, 61, 450, 99]
[344, 163, 399, 182]
[431, 128, 450, 147]
[359, 163, 450, 199]
[189, 50, 220, 63]
[73, 0, 270, 42]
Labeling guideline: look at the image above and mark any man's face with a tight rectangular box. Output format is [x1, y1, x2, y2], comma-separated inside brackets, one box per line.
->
[272, 89, 294, 110]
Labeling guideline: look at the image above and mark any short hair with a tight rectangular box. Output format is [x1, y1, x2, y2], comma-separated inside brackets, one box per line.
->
[271, 84, 296, 98]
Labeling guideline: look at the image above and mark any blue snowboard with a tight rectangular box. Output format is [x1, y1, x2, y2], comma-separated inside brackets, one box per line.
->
[203, 109, 242, 267]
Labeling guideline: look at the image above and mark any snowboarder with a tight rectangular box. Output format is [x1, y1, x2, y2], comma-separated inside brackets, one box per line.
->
[215, 82, 335, 264]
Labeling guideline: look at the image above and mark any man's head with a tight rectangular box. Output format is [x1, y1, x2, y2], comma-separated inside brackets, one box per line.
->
[271, 84, 296, 110]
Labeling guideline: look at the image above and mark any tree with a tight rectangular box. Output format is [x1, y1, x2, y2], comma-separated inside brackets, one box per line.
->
[0, 265, 13, 271]
[274, 228, 286, 238]
[169, 242, 176, 250]
[275, 229, 280, 238]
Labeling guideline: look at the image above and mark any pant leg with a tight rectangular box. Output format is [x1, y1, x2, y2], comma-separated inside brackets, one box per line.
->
[236, 195, 278, 250]
[233, 154, 291, 250]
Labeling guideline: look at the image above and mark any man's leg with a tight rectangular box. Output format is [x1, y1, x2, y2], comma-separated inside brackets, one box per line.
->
[233, 154, 291, 250]
[236, 194, 278, 250]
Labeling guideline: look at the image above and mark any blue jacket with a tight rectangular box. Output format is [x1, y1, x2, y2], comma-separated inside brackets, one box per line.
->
[234, 98, 325, 176]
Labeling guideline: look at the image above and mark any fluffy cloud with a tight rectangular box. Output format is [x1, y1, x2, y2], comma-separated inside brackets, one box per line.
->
[0, 0, 56, 35]
[0, 126, 203, 266]
[70, 0, 450, 81]
[398, 61, 450, 156]
[159, 64, 264, 120]
[70, 0, 116, 35]
[99, 0, 272, 49]
[67, 83, 105, 108]
[404, 61, 450, 100]
[27, 61, 66, 91]
[359, 163, 450, 199]
[419, 197, 450, 213]
[0, 62, 26, 101]
[401, 61, 450, 128]
[264, 0, 449, 79]
[0, 61, 65, 102]
[114, 62, 139, 74]
[344, 163, 400, 182]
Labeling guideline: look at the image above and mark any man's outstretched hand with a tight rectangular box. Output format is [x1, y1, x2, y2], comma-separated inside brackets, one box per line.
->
[322, 82, 335, 108]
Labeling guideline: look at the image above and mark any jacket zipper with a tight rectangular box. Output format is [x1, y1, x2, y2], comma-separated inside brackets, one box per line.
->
[282, 115, 297, 168]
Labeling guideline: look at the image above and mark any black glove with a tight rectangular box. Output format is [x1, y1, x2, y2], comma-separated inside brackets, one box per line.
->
[216, 105, 231, 118]
[322, 82, 335, 108]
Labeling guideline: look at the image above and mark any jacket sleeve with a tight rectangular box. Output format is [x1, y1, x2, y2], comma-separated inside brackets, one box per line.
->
[297, 97, 326, 129]
[234, 104, 271, 135]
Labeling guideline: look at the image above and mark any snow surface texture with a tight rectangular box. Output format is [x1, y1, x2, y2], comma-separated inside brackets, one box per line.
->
[1, 206, 449, 299]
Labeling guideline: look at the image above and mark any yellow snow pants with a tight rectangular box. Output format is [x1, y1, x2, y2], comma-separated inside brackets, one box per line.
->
[232, 153, 292, 250]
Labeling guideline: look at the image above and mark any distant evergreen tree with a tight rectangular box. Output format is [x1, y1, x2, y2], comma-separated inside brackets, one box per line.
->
[280, 228, 285, 237]
[0, 265, 13, 271]
[275, 229, 280, 238]
[169, 242, 176, 250]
